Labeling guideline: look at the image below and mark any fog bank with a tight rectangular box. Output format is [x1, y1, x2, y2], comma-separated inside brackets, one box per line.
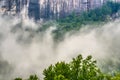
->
[0, 16, 120, 79]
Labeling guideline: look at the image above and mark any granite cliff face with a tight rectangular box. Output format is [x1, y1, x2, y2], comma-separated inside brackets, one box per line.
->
[0, 0, 120, 20]
[0, 0, 107, 20]
[0, 0, 40, 20]
[28, 0, 40, 20]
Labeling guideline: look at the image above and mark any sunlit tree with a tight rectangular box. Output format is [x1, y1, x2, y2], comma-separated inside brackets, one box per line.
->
[43, 54, 108, 80]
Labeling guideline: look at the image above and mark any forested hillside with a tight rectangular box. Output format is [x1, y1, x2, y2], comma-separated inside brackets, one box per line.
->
[43, 1, 120, 41]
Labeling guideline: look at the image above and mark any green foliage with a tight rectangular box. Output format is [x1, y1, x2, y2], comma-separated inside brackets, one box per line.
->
[28, 75, 39, 80]
[43, 54, 108, 80]
[14, 54, 120, 80]
[14, 78, 22, 80]
[54, 74, 68, 80]
[111, 72, 120, 80]
[14, 75, 39, 80]
[43, 62, 70, 80]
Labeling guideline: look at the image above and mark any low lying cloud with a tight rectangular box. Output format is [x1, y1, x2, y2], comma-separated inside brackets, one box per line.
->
[0, 16, 120, 79]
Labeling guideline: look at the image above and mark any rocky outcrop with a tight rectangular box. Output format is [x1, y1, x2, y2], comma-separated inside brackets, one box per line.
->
[0, 0, 40, 20]
[28, 0, 40, 20]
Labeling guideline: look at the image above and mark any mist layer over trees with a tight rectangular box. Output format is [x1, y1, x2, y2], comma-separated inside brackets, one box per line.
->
[0, 0, 120, 80]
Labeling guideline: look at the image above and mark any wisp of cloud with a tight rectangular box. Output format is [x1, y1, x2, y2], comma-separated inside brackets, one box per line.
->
[0, 15, 120, 80]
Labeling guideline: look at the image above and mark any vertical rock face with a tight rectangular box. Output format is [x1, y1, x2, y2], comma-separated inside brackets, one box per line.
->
[15, 0, 41, 20]
[29, 0, 39, 4]
[0, 0, 40, 20]
[28, 0, 40, 20]
[15, 0, 20, 13]
[15, 0, 28, 14]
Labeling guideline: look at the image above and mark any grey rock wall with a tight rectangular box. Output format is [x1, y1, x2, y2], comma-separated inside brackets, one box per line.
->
[0, 0, 40, 20]
[28, 0, 40, 20]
